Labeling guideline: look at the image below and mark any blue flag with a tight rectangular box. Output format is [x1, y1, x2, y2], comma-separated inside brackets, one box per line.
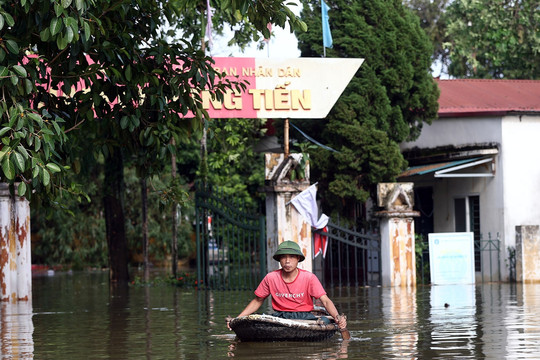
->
[321, 0, 333, 48]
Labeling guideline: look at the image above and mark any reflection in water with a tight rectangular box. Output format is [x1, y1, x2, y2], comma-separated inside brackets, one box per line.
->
[429, 285, 477, 357]
[505, 284, 540, 356]
[382, 286, 417, 358]
[107, 284, 130, 359]
[2, 272, 540, 359]
[0, 301, 34, 358]
[226, 339, 350, 359]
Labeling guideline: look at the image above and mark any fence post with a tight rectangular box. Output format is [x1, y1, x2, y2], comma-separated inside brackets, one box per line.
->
[375, 183, 419, 287]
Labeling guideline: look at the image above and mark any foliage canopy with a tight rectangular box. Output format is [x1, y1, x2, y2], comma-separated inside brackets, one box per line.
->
[444, 0, 540, 79]
[0, 0, 304, 280]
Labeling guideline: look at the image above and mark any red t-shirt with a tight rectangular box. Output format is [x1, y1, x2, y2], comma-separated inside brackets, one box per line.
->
[254, 269, 326, 312]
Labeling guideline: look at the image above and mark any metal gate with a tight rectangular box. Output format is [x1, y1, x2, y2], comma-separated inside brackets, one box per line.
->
[195, 183, 266, 290]
[313, 220, 381, 288]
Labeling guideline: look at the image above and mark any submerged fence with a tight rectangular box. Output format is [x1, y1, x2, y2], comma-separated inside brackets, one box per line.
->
[195, 183, 265, 290]
[313, 220, 381, 288]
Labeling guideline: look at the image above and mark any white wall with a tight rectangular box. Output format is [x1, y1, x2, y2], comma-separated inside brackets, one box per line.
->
[402, 117, 502, 151]
[501, 115, 540, 256]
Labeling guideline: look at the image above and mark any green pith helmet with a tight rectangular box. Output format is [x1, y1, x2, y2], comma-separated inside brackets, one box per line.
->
[272, 240, 305, 262]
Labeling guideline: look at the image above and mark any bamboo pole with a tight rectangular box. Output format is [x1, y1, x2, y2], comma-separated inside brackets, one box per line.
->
[284, 119, 289, 156]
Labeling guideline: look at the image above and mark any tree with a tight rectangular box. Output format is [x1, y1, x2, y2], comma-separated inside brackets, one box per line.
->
[205, 118, 268, 206]
[444, 0, 540, 79]
[294, 0, 439, 215]
[403, 0, 452, 75]
[0, 0, 305, 284]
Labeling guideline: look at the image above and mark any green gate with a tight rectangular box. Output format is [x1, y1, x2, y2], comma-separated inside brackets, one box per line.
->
[195, 183, 266, 290]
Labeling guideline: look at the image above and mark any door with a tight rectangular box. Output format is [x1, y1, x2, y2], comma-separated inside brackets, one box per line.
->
[454, 196, 481, 271]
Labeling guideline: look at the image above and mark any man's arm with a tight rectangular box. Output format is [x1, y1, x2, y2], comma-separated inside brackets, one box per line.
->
[318, 294, 347, 330]
[238, 296, 265, 317]
[227, 296, 265, 330]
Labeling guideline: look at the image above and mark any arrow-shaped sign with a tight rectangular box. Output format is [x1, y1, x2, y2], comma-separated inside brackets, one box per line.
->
[201, 57, 364, 119]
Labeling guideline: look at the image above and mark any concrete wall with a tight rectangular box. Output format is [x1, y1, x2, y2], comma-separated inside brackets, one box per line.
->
[516, 225, 540, 282]
[401, 116, 502, 151]
[501, 115, 540, 267]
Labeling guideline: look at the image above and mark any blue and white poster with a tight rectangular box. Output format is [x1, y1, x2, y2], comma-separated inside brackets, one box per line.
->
[429, 232, 475, 285]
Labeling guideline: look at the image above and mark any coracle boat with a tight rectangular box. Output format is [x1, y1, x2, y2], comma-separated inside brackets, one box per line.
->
[229, 314, 338, 342]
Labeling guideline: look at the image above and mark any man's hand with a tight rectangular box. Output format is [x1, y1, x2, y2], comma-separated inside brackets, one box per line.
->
[225, 315, 233, 330]
[335, 314, 347, 330]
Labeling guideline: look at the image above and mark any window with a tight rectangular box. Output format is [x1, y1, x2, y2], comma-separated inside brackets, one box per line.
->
[454, 196, 481, 272]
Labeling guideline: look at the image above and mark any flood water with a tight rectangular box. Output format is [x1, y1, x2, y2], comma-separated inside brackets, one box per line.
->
[2, 271, 540, 359]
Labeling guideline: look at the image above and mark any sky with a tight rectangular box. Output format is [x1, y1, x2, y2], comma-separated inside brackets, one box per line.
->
[208, 1, 303, 59]
[210, 25, 301, 59]
[206, 1, 447, 77]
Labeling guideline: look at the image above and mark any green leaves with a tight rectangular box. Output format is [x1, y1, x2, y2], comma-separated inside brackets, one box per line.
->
[444, 0, 540, 79]
[5, 40, 18, 54]
[0, 0, 307, 207]
[12, 65, 26, 77]
[0, 106, 67, 199]
[50, 17, 62, 36]
[0, 12, 14, 30]
[2, 155, 15, 180]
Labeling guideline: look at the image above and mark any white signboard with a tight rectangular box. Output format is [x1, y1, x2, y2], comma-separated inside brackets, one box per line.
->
[429, 232, 475, 285]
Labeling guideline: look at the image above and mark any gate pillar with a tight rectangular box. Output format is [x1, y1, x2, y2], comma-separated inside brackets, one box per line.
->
[264, 153, 313, 272]
[0, 183, 32, 302]
[376, 183, 419, 287]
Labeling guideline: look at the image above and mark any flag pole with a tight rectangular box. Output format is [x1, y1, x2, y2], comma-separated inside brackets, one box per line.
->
[321, 0, 332, 57]
[321, 0, 325, 57]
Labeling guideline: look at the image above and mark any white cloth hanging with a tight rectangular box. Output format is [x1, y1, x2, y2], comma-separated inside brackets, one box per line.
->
[290, 184, 329, 229]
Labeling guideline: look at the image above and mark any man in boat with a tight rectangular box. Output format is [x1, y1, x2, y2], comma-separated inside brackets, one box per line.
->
[227, 240, 347, 331]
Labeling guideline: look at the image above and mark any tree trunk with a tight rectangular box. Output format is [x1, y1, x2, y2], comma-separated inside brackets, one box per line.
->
[171, 143, 178, 278]
[103, 149, 129, 284]
[141, 176, 149, 283]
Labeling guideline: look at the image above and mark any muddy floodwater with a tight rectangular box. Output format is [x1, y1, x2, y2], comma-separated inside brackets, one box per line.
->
[2, 271, 540, 359]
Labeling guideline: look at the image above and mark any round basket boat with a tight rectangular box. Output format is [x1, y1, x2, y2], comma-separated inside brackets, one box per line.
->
[229, 314, 338, 342]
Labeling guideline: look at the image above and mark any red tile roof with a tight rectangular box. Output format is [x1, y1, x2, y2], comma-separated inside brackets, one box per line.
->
[436, 79, 540, 117]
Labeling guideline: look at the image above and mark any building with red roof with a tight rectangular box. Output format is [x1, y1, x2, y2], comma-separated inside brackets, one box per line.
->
[399, 79, 540, 282]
